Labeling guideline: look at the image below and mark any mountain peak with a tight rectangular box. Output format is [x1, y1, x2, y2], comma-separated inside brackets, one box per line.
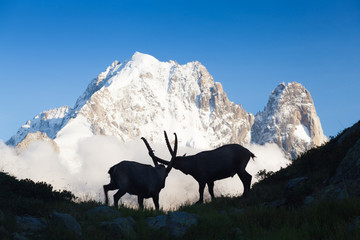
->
[279, 82, 286, 89]
[252, 81, 328, 158]
[130, 52, 160, 66]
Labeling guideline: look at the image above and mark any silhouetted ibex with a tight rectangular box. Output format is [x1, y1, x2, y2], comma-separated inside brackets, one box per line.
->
[103, 131, 177, 210]
[144, 136, 255, 203]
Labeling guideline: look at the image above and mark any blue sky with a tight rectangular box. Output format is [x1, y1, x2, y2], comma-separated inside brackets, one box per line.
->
[0, 0, 359, 141]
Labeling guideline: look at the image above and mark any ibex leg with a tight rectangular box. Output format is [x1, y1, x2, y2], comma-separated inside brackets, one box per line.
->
[152, 195, 159, 210]
[196, 181, 206, 204]
[237, 170, 252, 197]
[207, 181, 215, 200]
[103, 183, 116, 205]
[113, 190, 126, 208]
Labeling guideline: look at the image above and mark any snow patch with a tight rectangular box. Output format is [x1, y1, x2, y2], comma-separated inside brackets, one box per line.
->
[294, 124, 311, 143]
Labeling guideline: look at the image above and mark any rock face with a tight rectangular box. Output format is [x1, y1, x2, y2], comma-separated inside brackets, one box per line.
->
[7, 53, 326, 158]
[251, 82, 328, 158]
[15, 131, 59, 153]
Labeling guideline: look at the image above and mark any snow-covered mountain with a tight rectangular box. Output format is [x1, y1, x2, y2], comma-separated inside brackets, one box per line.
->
[251, 82, 328, 158]
[7, 52, 327, 159]
[7, 106, 69, 146]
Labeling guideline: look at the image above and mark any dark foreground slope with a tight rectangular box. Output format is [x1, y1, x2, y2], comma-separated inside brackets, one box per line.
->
[247, 120, 360, 206]
[0, 121, 360, 240]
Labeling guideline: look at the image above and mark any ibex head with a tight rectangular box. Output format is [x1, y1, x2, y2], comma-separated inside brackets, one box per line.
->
[141, 131, 178, 175]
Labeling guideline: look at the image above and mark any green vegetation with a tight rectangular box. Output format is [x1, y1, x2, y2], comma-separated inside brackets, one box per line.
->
[180, 197, 360, 240]
[1, 121, 359, 239]
[247, 120, 360, 206]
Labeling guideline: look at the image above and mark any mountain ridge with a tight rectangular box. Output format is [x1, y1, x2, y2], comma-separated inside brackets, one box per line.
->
[7, 52, 326, 158]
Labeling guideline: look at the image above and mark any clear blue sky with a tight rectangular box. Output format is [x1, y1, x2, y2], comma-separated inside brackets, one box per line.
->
[0, 0, 359, 141]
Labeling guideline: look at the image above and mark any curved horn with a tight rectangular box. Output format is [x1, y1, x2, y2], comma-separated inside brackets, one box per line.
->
[166, 132, 178, 173]
[173, 133, 178, 156]
[141, 137, 153, 153]
[164, 131, 174, 156]
[141, 137, 157, 166]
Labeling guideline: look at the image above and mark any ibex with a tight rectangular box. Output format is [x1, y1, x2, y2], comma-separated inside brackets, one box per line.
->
[144, 136, 255, 204]
[103, 132, 177, 210]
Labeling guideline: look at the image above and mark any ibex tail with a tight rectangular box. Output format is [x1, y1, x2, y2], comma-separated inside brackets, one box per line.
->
[250, 152, 256, 161]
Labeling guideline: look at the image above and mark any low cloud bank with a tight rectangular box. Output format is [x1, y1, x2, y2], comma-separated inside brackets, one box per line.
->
[0, 136, 290, 210]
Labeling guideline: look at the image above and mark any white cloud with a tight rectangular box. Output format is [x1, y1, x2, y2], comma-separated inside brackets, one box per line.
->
[0, 137, 290, 210]
[0, 140, 68, 187]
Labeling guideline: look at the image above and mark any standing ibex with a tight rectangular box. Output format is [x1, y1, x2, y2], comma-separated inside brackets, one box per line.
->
[103, 132, 177, 210]
[144, 136, 255, 204]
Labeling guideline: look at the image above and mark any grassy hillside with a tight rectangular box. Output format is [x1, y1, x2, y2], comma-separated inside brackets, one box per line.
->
[247, 120, 360, 206]
[1, 121, 359, 239]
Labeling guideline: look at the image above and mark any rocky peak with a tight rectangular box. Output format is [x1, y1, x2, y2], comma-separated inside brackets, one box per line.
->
[265, 82, 285, 114]
[251, 82, 328, 158]
[130, 51, 160, 67]
[15, 131, 59, 153]
[96, 60, 120, 86]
